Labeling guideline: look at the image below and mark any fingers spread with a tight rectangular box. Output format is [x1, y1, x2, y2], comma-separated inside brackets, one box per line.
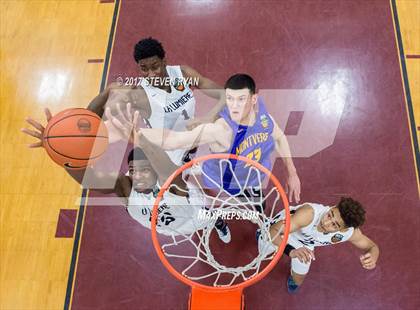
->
[104, 107, 113, 121]
[111, 117, 126, 131]
[116, 103, 129, 123]
[44, 108, 52, 121]
[126, 102, 133, 120]
[26, 118, 44, 132]
[132, 110, 140, 129]
[295, 188, 301, 203]
[21, 128, 42, 139]
[29, 141, 43, 148]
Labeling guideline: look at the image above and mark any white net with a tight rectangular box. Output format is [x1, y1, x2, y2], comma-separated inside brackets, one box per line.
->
[153, 158, 287, 287]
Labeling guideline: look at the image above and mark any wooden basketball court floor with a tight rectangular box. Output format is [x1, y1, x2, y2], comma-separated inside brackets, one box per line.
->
[1, 0, 419, 309]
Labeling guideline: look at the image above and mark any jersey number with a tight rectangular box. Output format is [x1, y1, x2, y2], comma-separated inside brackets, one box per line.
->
[181, 109, 190, 120]
[245, 148, 262, 166]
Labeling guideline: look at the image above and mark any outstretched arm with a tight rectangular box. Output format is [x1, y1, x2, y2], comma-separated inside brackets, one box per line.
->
[267, 205, 316, 262]
[21, 108, 130, 199]
[87, 83, 126, 117]
[181, 65, 222, 99]
[106, 106, 190, 195]
[139, 120, 230, 151]
[270, 115, 301, 203]
[87, 86, 112, 117]
[136, 133, 188, 195]
[269, 204, 314, 246]
[349, 228, 380, 270]
[87, 83, 150, 119]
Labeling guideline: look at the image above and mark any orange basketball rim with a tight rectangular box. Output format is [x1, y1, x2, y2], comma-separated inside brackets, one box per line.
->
[151, 153, 291, 310]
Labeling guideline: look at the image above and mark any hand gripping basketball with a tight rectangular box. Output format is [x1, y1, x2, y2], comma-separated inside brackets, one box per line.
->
[22, 108, 108, 169]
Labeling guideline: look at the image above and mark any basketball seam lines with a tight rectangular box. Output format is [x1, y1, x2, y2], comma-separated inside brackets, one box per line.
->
[45, 137, 108, 161]
[47, 112, 101, 133]
[44, 135, 109, 138]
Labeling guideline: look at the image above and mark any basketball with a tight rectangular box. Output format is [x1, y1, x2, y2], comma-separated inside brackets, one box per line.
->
[42, 108, 108, 169]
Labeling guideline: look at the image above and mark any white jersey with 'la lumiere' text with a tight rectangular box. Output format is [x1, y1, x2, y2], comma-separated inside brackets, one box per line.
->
[140, 65, 196, 165]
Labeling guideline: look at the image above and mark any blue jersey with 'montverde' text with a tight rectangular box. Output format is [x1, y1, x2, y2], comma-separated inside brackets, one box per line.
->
[202, 98, 275, 194]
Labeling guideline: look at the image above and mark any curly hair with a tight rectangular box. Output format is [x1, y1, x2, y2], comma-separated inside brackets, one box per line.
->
[133, 37, 165, 63]
[337, 197, 366, 228]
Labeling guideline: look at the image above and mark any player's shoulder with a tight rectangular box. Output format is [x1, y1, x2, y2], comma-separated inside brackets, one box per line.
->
[267, 114, 280, 129]
[296, 203, 315, 215]
[267, 113, 276, 123]
[293, 203, 315, 225]
[180, 65, 197, 77]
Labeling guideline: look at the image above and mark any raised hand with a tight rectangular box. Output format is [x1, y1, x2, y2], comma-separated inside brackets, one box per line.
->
[104, 102, 139, 143]
[286, 172, 301, 203]
[21, 108, 52, 148]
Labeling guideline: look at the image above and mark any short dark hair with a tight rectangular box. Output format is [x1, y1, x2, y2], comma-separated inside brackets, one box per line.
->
[128, 147, 147, 163]
[224, 74, 256, 94]
[133, 37, 165, 63]
[337, 197, 366, 228]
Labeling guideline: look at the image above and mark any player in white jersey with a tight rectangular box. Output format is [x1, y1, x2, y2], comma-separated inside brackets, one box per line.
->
[135, 63, 196, 165]
[258, 197, 380, 294]
[124, 147, 208, 236]
[22, 108, 212, 237]
[88, 37, 225, 165]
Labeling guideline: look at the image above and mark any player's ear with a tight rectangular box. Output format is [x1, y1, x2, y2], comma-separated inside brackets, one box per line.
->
[251, 93, 258, 106]
[162, 58, 167, 67]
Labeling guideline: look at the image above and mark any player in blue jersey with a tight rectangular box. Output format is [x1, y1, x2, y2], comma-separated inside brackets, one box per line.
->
[115, 74, 301, 242]
[135, 74, 301, 198]
[200, 93, 275, 195]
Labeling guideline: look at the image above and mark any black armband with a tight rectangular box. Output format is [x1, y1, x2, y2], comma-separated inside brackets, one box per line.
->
[284, 244, 296, 256]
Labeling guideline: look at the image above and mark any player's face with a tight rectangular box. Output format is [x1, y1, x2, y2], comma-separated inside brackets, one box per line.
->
[225, 88, 257, 123]
[319, 207, 346, 233]
[137, 56, 167, 87]
[128, 160, 158, 192]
